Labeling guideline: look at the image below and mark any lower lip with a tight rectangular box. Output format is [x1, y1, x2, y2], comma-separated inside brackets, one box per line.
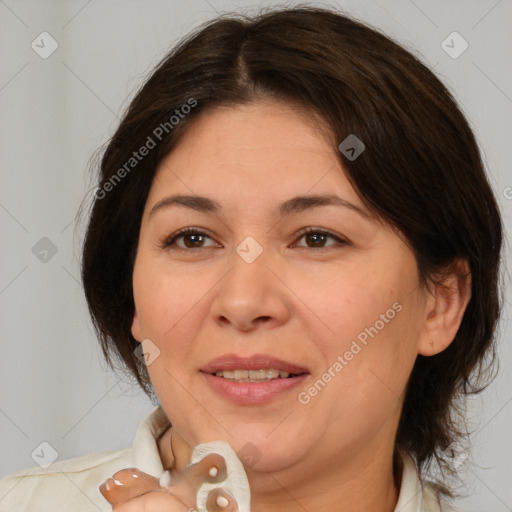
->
[201, 372, 309, 405]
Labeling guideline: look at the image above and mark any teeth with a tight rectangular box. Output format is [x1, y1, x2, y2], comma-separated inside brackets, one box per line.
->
[234, 370, 248, 380]
[266, 369, 280, 379]
[214, 369, 291, 381]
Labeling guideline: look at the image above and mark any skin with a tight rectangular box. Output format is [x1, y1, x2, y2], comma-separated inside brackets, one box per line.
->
[112, 100, 471, 512]
[100, 454, 237, 511]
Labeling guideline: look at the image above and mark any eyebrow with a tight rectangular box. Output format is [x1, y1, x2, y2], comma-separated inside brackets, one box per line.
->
[148, 194, 372, 220]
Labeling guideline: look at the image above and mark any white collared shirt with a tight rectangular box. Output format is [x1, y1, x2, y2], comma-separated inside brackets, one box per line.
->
[0, 407, 442, 511]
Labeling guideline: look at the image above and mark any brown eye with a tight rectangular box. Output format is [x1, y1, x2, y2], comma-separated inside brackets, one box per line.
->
[294, 228, 347, 249]
[161, 227, 347, 251]
[181, 232, 207, 248]
[304, 232, 328, 247]
[162, 228, 219, 249]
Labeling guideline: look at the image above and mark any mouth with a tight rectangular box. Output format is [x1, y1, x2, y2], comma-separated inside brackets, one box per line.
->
[200, 353, 309, 379]
[211, 368, 301, 382]
[199, 354, 310, 404]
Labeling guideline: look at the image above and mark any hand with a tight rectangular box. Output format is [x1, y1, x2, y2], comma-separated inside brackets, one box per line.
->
[99, 453, 240, 511]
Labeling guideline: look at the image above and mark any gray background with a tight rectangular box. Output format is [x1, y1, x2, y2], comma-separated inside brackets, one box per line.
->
[0, 0, 511, 510]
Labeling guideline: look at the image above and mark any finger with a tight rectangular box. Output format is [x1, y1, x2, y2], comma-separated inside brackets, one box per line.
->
[206, 487, 240, 512]
[185, 453, 228, 486]
[112, 488, 190, 512]
[99, 467, 161, 507]
[101, 454, 232, 509]
[171, 453, 229, 506]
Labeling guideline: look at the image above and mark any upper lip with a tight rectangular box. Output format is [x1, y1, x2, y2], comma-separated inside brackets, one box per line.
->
[200, 353, 310, 375]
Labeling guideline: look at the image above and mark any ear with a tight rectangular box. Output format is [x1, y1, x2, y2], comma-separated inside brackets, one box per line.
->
[131, 308, 143, 343]
[418, 258, 472, 356]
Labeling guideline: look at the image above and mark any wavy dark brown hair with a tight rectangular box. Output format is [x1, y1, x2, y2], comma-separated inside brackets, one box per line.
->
[79, 5, 503, 496]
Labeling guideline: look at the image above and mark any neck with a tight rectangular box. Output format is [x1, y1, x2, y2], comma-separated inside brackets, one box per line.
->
[244, 442, 399, 512]
[158, 427, 401, 512]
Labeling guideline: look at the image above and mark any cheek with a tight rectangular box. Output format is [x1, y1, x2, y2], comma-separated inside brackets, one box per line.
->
[298, 257, 419, 392]
[132, 260, 211, 392]
[134, 255, 205, 330]
[292, 261, 399, 351]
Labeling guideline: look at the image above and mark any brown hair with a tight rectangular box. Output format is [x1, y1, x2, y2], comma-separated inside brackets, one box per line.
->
[80, 6, 503, 494]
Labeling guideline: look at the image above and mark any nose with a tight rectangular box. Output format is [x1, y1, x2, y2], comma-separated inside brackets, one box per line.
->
[209, 247, 291, 332]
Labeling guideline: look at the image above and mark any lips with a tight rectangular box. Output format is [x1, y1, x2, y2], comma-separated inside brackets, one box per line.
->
[200, 353, 310, 376]
[199, 354, 310, 405]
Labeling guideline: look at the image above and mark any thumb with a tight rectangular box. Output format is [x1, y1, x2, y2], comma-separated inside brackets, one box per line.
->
[99, 467, 161, 507]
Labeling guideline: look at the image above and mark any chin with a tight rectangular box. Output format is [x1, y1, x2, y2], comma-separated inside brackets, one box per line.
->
[222, 430, 307, 473]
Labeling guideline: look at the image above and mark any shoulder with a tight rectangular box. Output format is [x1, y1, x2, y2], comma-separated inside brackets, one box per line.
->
[0, 447, 131, 512]
[0, 406, 169, 512]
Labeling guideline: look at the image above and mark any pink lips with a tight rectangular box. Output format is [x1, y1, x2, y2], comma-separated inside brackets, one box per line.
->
[200, 353, 310, 405]
[200, 353, 309, 375]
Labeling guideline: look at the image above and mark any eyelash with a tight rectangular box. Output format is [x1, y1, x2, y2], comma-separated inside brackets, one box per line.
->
[160, 227, 349, 251]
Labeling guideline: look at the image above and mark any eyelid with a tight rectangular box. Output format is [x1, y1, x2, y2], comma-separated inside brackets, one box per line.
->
[161, 226, 219, 249]
[291, 227, 349, 248]
[161, 226, 349, 250]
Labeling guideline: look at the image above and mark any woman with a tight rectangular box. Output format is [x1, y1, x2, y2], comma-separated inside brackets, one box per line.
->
[0, 6, 503, 511]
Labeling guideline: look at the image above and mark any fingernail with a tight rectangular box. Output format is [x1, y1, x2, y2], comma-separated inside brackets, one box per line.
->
[113, 478, 124, 486]
[216, 495, 229, 508]
[100, 478, 113, 491]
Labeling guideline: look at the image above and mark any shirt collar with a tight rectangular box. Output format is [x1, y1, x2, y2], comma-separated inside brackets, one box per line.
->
[130, 406, 436, 511]
[131, 405, 170, 476]
[394, 451, 427, 511]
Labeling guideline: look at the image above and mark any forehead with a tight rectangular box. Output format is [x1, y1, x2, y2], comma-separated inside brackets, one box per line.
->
[149, 101, 361, 207]
[179, 100, 333, 149]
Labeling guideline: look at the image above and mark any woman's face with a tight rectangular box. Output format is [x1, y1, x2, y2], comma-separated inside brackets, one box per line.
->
[131, 101, 430, 477]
